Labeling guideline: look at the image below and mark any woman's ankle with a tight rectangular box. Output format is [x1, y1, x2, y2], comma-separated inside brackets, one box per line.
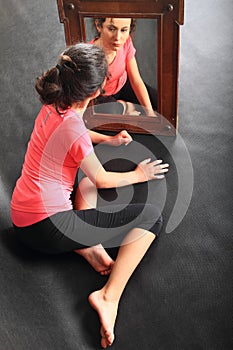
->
[100, 287, 121, 304]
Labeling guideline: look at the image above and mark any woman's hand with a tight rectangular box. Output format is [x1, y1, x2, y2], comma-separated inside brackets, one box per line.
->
[88, 129, 132, 146]
[135, 158, 169, 182]
[106, 130, 133, 146]
[81, 153, 169, 189]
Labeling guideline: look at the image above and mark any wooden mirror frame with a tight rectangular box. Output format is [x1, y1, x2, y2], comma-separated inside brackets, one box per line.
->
[57, 0, 184, 136]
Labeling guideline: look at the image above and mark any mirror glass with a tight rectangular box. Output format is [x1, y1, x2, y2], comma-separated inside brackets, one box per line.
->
[84, 17, 158, 118]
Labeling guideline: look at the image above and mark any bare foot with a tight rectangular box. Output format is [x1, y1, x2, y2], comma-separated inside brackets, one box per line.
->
[74, 244, 114, 275]
[88, 290, 118, 348]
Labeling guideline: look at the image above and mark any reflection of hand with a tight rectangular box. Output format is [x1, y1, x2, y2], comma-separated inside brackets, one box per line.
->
[144, 109, 158, 117]
[135, 158, 169, 182]
[109, 130, 133, 146]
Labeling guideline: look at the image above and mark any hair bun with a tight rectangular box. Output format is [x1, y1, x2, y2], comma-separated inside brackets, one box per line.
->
[59, 54, 77, 72]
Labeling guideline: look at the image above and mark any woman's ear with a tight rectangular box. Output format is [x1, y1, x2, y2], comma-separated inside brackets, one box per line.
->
[90, 88, 101, 100]
[95, 19, 101, 33]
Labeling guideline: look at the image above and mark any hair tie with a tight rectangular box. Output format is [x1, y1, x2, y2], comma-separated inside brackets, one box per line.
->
[56, 64, 62, 74]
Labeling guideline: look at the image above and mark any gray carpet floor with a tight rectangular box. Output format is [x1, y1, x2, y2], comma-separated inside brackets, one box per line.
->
[0, 1, 232, 349]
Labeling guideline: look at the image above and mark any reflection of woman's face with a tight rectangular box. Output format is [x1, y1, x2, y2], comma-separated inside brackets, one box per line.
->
[96, 18, 131, 52]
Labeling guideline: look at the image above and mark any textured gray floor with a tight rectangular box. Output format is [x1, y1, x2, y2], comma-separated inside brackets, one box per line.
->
[0, 1, 232, 349]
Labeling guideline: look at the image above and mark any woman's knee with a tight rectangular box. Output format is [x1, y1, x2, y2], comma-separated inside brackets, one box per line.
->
[143, 204, 163, 236]
[74, 177, 97, 210]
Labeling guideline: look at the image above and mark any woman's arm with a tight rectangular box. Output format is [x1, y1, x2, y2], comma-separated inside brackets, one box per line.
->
[88, 129, 132, 146]
[126, 57, 155, 116]
[80, 150, 169, 189]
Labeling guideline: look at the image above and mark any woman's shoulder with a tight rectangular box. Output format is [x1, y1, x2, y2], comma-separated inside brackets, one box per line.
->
[63, 109, 88, 133]
[123, 36, 136, 60]
[88, 37, 97, 44]
[124, 36, 134, 48]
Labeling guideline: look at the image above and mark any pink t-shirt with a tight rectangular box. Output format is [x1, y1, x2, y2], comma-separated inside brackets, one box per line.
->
[11, 105, 93, 227]
[90, 36, 136, 95]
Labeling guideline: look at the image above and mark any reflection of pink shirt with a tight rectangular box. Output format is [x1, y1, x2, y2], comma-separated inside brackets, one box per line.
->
[90, 36, 136, 95]
[11, 105, 93, 227]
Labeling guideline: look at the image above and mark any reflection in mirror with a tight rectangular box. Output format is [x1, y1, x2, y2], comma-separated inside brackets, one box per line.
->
[84, 17, 157, 118]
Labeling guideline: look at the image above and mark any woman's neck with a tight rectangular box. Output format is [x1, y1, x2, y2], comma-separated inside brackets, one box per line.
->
[71, 98, 90, 115]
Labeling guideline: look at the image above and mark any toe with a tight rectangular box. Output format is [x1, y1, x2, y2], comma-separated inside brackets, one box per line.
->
[101, 327, 108, 348]
[104, 329, 114, 346]
[101, 337, 108, 348]
[100, 265, 113, 276]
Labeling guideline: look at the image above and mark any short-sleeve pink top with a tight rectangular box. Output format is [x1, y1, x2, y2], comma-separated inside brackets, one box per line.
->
[11, 105, 93, 227]
[90, 36, 136, 95]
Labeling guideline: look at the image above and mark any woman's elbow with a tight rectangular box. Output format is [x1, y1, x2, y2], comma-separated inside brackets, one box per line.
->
[95, 176, 115, 189]
[95, 176, 110, 189]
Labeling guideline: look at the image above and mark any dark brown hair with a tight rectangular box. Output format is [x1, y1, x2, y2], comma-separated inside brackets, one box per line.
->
[94, 18, 136, 37]
[35, 43, 107, 111]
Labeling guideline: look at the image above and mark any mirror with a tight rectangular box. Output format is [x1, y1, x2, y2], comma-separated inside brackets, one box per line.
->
[56, 0, 185, 135]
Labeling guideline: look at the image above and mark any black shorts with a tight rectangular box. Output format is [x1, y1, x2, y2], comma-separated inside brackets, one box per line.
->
[13, 203, 163, 254]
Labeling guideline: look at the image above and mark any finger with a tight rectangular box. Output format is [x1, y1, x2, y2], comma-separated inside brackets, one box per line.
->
[154, 167, 169, 174]
[126, 137, 133, 145]
[121, 136, 132, 146]
[153, 161, 169, 167]
[154, 174, 165, 179]
[124, 140, 132, 146]
[151, 159, 163, 165]
[155, 163, 169, 169]
[122, 135, 132, 141]
[121, 130, 130, 137]
[140, 158, 151, 165]
[120, 131, 131, 138]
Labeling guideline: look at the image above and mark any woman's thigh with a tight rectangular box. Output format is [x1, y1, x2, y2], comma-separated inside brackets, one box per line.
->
[14, 203, 162, 254]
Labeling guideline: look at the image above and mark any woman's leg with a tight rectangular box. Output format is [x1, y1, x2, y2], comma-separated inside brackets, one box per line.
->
[73, 177, 114, 275]
[89, 227, 156, 348]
